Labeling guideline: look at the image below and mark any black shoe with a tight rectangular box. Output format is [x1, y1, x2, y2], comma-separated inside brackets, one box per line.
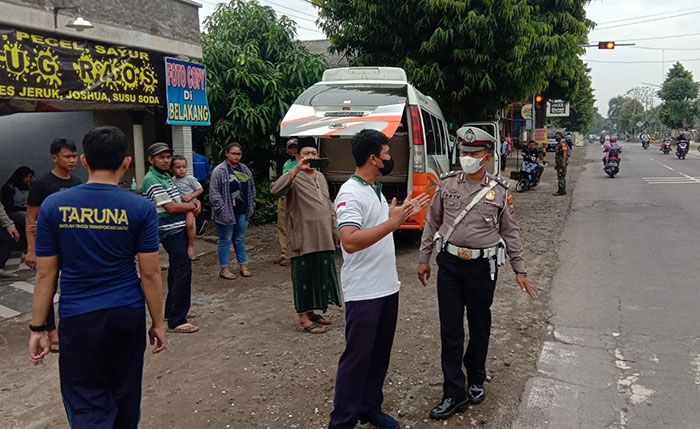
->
[359, 411, 400, 429]
[468, 384, 486, 404]
[429, 397, 469, 420]
[553, 189, 567, 196]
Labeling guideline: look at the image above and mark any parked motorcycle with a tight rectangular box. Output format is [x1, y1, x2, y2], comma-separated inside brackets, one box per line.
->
[604, 148, 621, 178]
[661, 139, 672, 155]
[516, 160, 544, 192]
[676, 140, 688, 159]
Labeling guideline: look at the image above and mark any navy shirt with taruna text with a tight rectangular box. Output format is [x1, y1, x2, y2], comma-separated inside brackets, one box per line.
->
[35, 183, 160, 319]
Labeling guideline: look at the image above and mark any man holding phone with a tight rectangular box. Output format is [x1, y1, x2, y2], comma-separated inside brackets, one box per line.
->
[271, 137, 341, 334]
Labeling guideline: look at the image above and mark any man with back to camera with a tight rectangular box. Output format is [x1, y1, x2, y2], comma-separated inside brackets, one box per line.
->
[328, 129, 430, 429]
[417, 126, 537, 421]
[25, 138, 82, 352]
[28, 126, 166, 428]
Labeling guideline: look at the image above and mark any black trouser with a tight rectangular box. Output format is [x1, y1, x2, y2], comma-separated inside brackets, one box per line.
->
[329, 292, 399, 429]
[0, 228, 13, 269]
[59, 306, 146, 429]
[436, 252, 497, 399]
[161, 229, 192, 329]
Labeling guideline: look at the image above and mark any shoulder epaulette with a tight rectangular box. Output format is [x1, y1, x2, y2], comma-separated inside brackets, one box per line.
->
[440, 171, 459, 180]
[492, 175, 510, 190]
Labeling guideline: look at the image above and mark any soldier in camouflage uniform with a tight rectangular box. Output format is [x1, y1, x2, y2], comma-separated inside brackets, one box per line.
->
[553, 132, 568, 196]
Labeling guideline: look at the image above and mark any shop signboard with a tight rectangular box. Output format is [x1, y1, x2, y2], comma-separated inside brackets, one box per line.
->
[0, 24, 163, 105]
[164, 57, 210, 126]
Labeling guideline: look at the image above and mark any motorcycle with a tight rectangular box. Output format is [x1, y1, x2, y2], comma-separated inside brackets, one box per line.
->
[676, 140, 688, 159]
[604, 148, 621, 178]
[661, 140, 672, 155]
[641, 138, 650, 150]
[516, 160, 543, 192]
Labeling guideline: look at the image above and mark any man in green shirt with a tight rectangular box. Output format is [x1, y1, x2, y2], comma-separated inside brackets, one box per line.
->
[276, 138, 299, 266]
[142, 142, 201, 334]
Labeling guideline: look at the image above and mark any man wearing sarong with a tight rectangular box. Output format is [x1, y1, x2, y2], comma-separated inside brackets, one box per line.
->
[271, 138, 341, 334]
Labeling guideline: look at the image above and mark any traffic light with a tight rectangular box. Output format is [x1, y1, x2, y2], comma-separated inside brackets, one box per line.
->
[535, 95, 544, 108]
[598, 41, 615, 49]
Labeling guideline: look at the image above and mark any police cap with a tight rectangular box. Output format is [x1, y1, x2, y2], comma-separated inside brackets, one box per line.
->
[456, 126, 496, 153]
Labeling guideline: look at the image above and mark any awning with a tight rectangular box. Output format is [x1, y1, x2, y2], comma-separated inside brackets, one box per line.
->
[280, 102, 406, 138]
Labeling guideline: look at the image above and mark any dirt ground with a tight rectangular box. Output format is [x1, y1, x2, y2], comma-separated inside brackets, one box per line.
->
[0, 149, 584, 429]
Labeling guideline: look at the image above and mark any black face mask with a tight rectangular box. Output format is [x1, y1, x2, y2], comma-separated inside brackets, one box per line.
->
[377, 157, 394, 176]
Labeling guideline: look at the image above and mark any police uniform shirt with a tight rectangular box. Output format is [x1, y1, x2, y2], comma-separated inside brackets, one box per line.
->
[35, 183, 160, 319]
[418, 172, 526, 273]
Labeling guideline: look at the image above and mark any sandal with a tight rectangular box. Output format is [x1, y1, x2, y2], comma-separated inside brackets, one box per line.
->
[239, 269, 252, 277]
[297, 322, 329, 335]
[167, 323, 200, 334]
[219, 271, 237, 280]
[49, 341, 60, 353]
[308, 313, 332, 326]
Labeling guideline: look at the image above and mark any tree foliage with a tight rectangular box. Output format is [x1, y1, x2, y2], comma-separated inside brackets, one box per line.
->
[658, 62, 699, 129]
[316, 0, 592, 123]
[551, 60, 595, 131]
[200, 0, 327, 178]
[607, 96, 645, 134]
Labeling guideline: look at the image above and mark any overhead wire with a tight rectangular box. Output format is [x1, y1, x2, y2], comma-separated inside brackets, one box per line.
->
[596, 6, 700, 25]
[592, 11, 700, 31]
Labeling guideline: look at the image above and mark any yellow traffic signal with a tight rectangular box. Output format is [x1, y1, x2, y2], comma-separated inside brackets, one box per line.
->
[535, 95, 544, 103]
[598, 41, 615, 49]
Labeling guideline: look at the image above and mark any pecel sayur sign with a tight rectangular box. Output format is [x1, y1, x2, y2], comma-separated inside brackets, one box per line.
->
[164, 57, 210, 126]
[0, 24, 163, 105]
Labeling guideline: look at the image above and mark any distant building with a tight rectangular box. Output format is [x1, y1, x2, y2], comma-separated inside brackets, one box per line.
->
[302, 39, 349, 68]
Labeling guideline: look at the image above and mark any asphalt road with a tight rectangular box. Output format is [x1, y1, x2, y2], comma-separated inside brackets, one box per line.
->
[515, 142, 700, 428]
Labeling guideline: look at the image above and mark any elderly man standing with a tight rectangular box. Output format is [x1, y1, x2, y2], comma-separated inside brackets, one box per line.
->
[271, 138, 340, 334]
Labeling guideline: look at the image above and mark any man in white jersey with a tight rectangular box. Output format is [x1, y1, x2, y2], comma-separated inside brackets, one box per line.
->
[328, 129, 430, 429]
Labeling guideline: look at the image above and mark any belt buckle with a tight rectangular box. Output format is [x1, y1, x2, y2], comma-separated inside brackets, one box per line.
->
[457, 247, 473, 260]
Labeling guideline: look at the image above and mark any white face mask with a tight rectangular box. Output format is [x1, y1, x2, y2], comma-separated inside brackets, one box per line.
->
[459, 155, 485, 174]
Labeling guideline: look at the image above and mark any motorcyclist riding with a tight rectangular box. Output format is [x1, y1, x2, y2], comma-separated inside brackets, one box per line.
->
[522, 140, 545, 180]
[603, 136, 622, 167]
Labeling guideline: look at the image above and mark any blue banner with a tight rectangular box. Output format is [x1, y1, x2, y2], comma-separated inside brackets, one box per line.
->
[164, 57, 210, 126]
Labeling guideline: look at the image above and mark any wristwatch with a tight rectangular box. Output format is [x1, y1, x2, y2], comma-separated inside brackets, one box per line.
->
[29, 323, 47, 332]
[515, 271, 527, 276]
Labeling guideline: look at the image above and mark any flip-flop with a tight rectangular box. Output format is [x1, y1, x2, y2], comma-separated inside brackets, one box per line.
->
[49, 341, 60, 353]
[296, 322, 329, 335]
[219, 271, 237, 280]
[168, 323, 199, 334]
[308, 313, 332, 326]
[0, 270, 18, 279]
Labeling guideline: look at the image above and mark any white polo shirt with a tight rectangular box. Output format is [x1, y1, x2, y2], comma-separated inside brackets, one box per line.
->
[335, 175, 400, 302]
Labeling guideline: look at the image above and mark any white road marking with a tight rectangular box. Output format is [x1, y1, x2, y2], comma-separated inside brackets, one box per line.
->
[9, 281, 34, 294]
[0, 304, 20, 318]
[691, 354, 700, 389]
[645, 159, 700, 184]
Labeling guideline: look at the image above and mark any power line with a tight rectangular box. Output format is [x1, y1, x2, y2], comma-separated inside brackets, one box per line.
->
[633, 46, 700, 52]
[592, 11, 700, 31]
[615, 32, 700, 42]
[198, 0, 324, 33]
[260, 0, 319, 20]
[584, 57, 700, 64]
[596, 7, 700, 25]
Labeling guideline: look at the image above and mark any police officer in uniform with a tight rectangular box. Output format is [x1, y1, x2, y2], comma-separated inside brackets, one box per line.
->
[417, 126, 537, 421]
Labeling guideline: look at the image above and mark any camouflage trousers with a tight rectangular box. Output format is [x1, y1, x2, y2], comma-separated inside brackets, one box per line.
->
[556, 165, 567, 190]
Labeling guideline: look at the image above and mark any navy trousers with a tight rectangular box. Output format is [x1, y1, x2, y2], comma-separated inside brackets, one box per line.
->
[328, 292, 399, 429]
[59, 306, 146, 429]
[436, 252, 497, 399]
[160, 229, 192, 329]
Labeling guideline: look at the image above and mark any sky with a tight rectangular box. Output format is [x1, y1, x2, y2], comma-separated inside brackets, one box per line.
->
[197, 0, 700, 118]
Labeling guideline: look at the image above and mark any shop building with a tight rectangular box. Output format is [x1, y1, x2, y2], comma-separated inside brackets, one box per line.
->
[0, 0, 204, 186]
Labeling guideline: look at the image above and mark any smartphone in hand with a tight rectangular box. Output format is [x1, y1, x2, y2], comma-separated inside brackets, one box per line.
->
[309, 158, 329, 169]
